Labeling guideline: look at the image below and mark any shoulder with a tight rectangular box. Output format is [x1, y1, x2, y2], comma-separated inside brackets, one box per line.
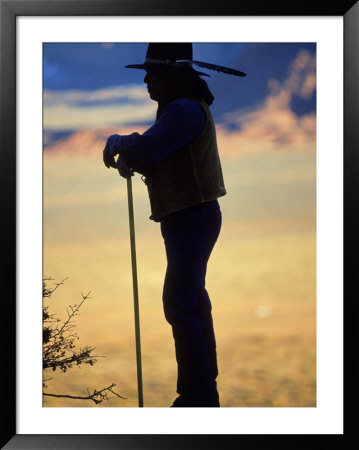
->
[166, 98, 207, 123]
[171, 98, 205, 113]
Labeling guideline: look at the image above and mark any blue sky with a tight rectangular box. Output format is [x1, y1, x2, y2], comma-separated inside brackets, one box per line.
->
[43, 43, 316, 126]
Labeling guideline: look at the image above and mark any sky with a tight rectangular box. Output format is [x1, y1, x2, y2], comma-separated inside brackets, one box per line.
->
[43, 43, 316, 150]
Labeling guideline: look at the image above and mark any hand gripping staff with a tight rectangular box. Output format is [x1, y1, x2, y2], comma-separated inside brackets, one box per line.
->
[126, 175, 144, 407]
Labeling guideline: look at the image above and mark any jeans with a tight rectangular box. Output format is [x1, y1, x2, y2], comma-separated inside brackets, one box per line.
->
[160, 200, 222, 406]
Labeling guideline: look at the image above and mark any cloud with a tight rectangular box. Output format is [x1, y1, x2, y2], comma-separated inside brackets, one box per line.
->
[44, 84, 149, 105]
[44, 126, 148, 156]
[284, 49, 316, 99]
[220, 50, 316, 155]
[44, 85, 156, 131]
[215, 114, 315, 158]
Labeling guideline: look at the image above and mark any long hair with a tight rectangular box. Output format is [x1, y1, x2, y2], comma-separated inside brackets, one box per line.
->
[167, 68, 214, 105]
[156, 66, 214, 119]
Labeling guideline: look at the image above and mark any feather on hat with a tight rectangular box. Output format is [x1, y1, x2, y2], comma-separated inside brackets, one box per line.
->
[125, 43, 246, 77]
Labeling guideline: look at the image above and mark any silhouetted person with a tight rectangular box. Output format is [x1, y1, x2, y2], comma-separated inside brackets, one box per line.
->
[103, 43, 245, 407]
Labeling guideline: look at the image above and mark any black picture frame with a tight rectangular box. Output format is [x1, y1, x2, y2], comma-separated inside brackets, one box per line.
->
[1, 0, 357, 448]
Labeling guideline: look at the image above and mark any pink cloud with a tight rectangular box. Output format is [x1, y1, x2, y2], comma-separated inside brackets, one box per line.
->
[44, 126, 147, 157]
[219, 50, 316, 157]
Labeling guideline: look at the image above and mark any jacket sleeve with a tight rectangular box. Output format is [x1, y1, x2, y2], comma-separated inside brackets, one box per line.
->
[106, 99, 206, 171]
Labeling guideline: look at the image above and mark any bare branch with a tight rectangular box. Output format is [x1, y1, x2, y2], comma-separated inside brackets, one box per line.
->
[50, 292, 90, 341]
[43, 277, 69, 298]
[43, 383, 126, 404]
[43, 277, 125, 404]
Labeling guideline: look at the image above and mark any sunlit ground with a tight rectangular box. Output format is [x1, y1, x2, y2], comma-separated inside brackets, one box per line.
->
[43, 150, 316, 407]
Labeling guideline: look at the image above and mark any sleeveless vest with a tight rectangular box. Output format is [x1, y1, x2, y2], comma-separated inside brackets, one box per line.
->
[145, 98, 226, 221]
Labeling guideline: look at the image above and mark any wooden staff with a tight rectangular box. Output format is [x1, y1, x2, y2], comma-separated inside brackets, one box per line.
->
[126, 176, 144, 407]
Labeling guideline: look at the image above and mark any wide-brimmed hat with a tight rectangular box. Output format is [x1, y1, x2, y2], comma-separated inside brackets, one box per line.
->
[125, 43, 246, 77]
